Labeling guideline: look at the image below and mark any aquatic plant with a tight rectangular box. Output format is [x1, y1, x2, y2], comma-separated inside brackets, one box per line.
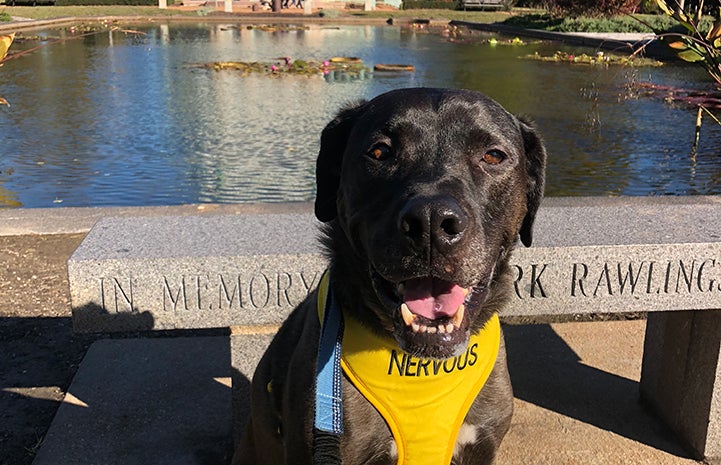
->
[195, 56, 375, 79]
[488, 36, 526, 46]
[523, 50, 663, 66]
[243, 24, 310, 32]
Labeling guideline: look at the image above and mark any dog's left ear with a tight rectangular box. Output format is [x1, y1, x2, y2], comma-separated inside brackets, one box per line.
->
[315, 101, 366, 222]
[518, 117, 547, 247]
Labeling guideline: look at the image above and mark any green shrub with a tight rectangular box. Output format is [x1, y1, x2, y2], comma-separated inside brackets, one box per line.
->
[402, 0, 458, 9]
[513, 0, 547, 5]
[0, 11, 11, 21]
[501, 12, 706, 33]
[502, 13, 563, 29]
[551, 0, 640, 16]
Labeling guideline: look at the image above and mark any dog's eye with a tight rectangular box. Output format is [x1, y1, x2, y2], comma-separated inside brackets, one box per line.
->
[482, 150, 506, 165]
[368, 144, 391, 161]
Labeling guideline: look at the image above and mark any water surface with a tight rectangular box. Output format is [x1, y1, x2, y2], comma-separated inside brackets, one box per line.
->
[1, 22, 719, 208]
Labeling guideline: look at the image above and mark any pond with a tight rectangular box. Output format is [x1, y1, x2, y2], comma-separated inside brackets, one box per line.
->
[1, 21, 720, 208]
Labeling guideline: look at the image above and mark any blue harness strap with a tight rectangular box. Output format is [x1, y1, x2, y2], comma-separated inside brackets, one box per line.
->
[314, 272, 344, 433]
[313, 271, 344, 464]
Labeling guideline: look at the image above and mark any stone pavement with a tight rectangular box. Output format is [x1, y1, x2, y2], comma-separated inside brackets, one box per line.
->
[499, 320, 697, 465]
[32, 317, 699, 465]
[32, 337, 233, 465]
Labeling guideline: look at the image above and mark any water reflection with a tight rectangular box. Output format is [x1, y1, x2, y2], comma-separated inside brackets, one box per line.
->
[1, 23, 720, 208]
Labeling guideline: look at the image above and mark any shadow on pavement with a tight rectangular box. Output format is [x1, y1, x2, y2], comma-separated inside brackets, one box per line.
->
[504, 323, 691, 458]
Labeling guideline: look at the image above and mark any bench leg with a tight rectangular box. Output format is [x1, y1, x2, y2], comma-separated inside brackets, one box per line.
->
[640, 310, 721, 461]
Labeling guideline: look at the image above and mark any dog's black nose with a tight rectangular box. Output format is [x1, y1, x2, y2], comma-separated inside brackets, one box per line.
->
[399, 196, 467, 253]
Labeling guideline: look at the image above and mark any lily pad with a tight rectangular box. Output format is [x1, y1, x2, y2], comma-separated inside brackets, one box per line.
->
[329, 56, 362, 63]
[374, 64, 415, 72]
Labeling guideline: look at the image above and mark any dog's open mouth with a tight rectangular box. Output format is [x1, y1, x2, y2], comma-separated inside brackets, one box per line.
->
[372, 272, 488, 358]
[399, 277, 468, 335]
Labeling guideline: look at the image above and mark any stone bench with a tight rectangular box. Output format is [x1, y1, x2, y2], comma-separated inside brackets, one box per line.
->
[66, 196, 721, 461]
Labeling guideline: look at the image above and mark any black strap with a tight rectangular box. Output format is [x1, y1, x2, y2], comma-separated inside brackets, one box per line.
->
[313, 429, 342, 465]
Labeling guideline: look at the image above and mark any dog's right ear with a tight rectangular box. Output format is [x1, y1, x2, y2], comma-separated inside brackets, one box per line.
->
[517, 117, 547, 248]
[315, 101, 365, 223]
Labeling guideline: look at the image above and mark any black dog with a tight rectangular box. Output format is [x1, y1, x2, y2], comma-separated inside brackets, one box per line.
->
[233, 88, 546, 465]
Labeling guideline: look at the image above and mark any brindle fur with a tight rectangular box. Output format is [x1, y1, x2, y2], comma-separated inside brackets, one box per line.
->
[233, 88, 546, 465]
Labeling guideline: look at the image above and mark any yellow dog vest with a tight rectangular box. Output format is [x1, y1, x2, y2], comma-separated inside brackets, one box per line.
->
[317, 272, 500, 465]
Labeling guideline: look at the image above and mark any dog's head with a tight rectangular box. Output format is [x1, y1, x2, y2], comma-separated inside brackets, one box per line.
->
[316, 88, 546, 359]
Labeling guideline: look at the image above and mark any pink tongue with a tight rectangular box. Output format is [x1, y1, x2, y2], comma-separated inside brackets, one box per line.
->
[403, 277, 466, 320]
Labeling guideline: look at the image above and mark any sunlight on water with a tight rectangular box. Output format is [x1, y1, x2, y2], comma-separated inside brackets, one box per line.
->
[1, 23, 720, 208]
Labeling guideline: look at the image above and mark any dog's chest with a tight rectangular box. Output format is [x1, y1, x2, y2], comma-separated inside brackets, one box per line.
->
[336, 313, 500, 465]
[340, 388, 482, 465]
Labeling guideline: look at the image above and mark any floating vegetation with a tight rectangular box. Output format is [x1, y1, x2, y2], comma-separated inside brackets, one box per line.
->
[65, 24, 105, 34]
[243, 24, 310, 33]
[192, 56, 414, 81]
[53, 21, 145, 38]
[61, 20, 121, 34]
[488, 37, 527, 46]
[443, 27, 540, 46]
[11, 33, 60, 43]
[193, 54, 416, 81]
[631, 82, 721, 109]
[523, 51, 663, 67]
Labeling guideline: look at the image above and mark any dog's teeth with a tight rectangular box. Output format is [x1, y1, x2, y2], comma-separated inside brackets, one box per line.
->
[462, 288, 470, 297]
[452, 305, 465, 327]
[446, 323, 455, 333]
[411, 322, 421, 333]
[437, 324, 446, 334]
[427, 326, 437, 334]
[418, 324, 428, 333]
[401, 303, 416, 326]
